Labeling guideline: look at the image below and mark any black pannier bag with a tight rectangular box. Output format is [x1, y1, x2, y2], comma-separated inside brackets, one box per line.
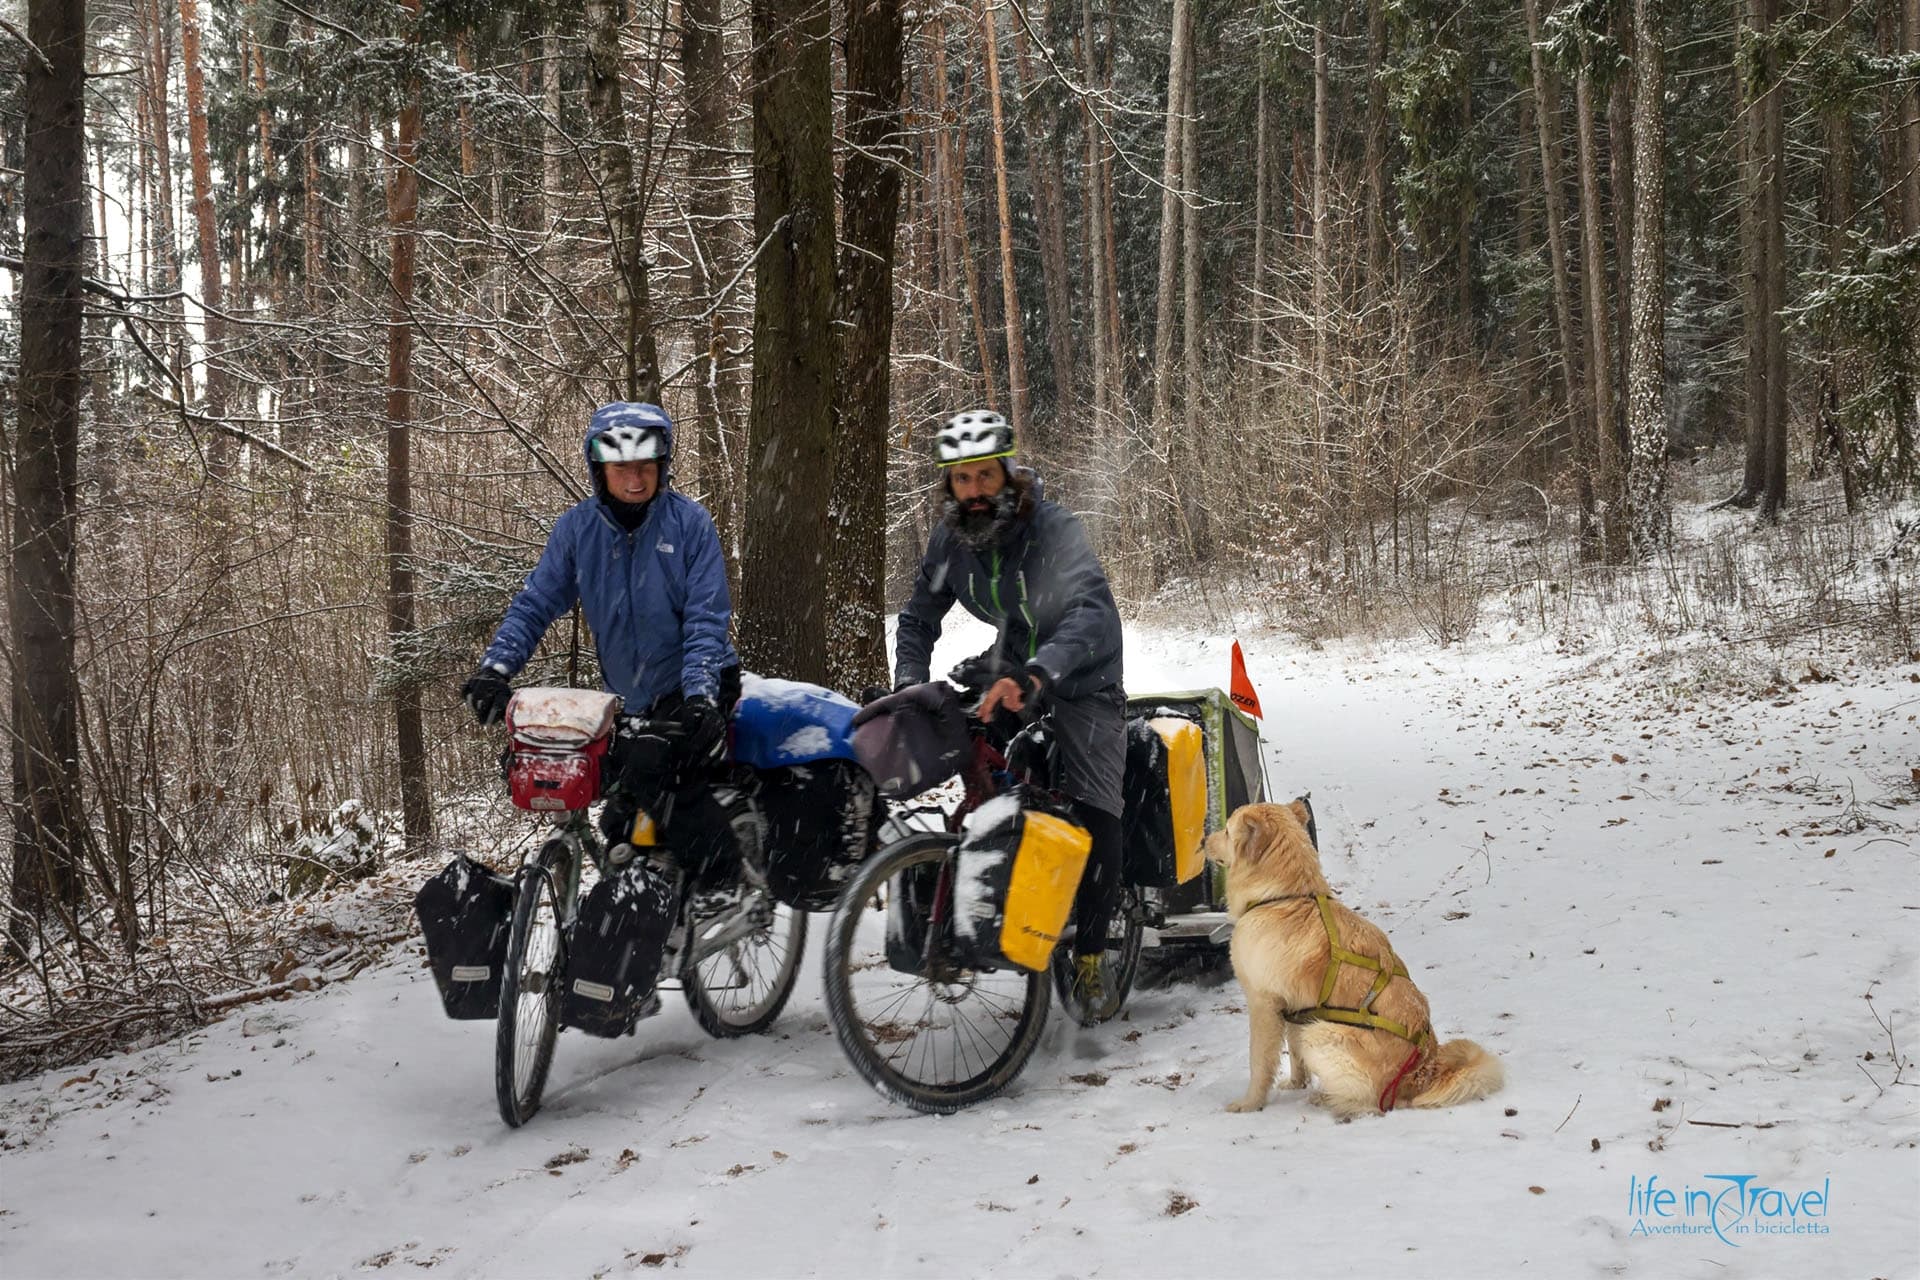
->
[1120, 714, 1208, 888]
[757, 760, 879, 911]
[414, 856, 516, 1019]
[558, 861, 675, 1038]
[884, 856, 945, 976]
[850, 682, 971, 800]
[1121, 717, 1175, 887]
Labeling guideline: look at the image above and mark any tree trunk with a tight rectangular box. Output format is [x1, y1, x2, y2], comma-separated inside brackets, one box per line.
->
[1904, 0, 1920, 239]
[1758, 33, 1789, 522]
[1078, 0, 1111, 429]
[585, 0, 662, 401]
[1608, 0, 1635, 458]
[1815, 0, 1860, 511]
[1312, 22, 1331, 498]
[542, 16, 563, 231]
[251, 29, 280, 303]
[1732, 0, 1789, 519]
[387, 0, 432, 853]
[180, 0, 225, 414]
[737, 0, 837, 684]
[10, 0, 88, 956]
[929, 18, 965, 385]
[681, 0, 742, 582]
[1251, 9, 1268, 397]
[981, 4, 1030, 437]
[179, 0, 242, 775]
[1457, 73, 1474, 340]
[1175, 25, 1202, 557]
[1626, 0, 1669, 553]
[1012, 3, 1075, 435]
[826, 0, 904, 696]
[348, 108, 369, 288]
[140, 0, 184, 388]
[1150, 0, 1193, 446]
[1523, 0, 1593, 540]
[1366, 0, 1390, 277]
[455, 30, 479, 186]
[1879, 3, 1906, 239]
[1100, 3, 1125, 378]
[955, 62, 999, 410]
[1575, 67, 1622, 556]
[303, 115, 323, 294]
[1731, 0, 1767, 506]
[1183, 26, 1202, 447]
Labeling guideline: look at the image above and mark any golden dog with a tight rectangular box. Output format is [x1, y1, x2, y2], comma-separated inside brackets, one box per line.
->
[1204, 801, 1504, 1118]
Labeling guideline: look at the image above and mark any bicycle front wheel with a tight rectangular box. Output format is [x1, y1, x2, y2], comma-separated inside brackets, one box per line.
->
[822, 832, 1049, 1114]
[496, 842, 567, 1127]
[684, 900, 808, 1037]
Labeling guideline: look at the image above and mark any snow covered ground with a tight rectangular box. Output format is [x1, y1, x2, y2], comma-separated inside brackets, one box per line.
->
[3, 619, 1915, 1279]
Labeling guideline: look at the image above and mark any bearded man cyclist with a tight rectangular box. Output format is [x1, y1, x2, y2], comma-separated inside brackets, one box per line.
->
[893, 409, 1127, 1023]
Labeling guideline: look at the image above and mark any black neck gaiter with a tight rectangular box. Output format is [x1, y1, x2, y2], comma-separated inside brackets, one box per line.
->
[601, 493, 655, 532]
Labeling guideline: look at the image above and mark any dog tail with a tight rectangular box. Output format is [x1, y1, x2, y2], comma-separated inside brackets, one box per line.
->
[1406, 1038, 1504, 1109]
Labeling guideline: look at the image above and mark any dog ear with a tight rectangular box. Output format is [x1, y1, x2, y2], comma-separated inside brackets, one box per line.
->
[1227, 804, 1274, 869]
[1288, 799, 1312, 831]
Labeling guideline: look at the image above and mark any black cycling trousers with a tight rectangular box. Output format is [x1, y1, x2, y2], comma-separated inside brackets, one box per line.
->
[1071, 800, 1123, 958]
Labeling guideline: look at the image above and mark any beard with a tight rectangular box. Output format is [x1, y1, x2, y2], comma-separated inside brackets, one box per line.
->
[942, 486, 1021, 550]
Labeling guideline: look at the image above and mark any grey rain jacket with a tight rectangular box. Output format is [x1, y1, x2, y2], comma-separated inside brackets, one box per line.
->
[895, 472, 1124, 700]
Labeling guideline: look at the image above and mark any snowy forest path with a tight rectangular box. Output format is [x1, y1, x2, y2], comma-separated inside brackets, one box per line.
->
[1, 624, 1915, 1278]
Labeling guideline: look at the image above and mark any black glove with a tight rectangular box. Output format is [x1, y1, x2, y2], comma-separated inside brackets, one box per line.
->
[461, 664, 512, 727]
[1018, 664, 1050, 716]
[948, 650, 1004, 693]
[676, 696, 728, 767]
[861, 684, 894, 706]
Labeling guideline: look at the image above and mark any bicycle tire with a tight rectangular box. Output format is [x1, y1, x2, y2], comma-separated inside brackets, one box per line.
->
[495, 842, 566, 1127]
[683, 901, 808, 1038]
[823, 831, 1049, 1114]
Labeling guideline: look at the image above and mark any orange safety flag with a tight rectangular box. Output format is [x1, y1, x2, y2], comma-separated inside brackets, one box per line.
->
[1229, 640, 1264, 719]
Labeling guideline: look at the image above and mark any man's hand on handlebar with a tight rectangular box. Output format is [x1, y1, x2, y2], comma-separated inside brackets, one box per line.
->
[978, 667, 1047, 724]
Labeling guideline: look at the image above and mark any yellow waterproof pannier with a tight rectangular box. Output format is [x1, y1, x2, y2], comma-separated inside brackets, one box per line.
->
[1120, 715, 1207, 886]
[951, 798, 1093, 972]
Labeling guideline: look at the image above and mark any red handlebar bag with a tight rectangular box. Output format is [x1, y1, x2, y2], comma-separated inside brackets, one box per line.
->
[505, 689, 621, 813]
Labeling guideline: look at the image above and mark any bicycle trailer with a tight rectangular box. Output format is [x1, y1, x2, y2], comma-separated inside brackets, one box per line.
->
[1121, 686, 1271, 948]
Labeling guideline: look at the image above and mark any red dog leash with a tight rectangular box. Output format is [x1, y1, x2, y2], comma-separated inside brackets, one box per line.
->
[1378, 1043, 1425, 1113]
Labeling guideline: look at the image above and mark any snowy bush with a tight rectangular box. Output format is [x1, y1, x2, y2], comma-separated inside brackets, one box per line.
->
[285, 800, 382, 897]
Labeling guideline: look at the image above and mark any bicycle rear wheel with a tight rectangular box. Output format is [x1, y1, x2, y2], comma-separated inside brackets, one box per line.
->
[1050, 887, 1145, 1025]
[496, 842, 567, 1127]
[822, 832, 1049, 1114]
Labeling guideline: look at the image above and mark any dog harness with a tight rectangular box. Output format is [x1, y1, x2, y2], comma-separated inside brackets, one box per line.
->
[1244, 892, 1435, 1110]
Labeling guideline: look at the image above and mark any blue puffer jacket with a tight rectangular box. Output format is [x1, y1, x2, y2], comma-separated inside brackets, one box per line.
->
[481, 417, 737, 709]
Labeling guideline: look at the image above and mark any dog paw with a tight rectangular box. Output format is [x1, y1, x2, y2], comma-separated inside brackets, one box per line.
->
[1225, 1098, 1266, 1114]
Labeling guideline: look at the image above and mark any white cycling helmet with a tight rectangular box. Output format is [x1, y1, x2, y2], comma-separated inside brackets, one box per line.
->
[933, 409, 1014, 467]
[591, 425, 668, 463]
[588, 402, 673, 465]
